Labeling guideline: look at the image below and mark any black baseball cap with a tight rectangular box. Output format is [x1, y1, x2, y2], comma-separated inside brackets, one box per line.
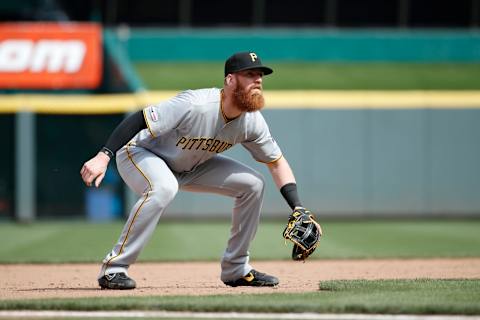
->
[224, 51, 273, 77]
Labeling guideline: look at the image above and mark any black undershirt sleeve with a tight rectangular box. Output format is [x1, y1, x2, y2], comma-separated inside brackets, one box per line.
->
[280, 183, 302, 210]
[101, 110, 147, 158]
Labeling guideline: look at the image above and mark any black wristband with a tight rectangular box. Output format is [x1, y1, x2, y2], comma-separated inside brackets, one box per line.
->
[280, 182, 302, 210]
[100, 146, 114, 159]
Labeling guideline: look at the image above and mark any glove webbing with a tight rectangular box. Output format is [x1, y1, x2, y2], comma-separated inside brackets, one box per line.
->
[283, 212, 322, 252]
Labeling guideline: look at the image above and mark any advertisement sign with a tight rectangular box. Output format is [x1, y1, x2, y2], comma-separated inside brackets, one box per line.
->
[0, 23, 102, 89]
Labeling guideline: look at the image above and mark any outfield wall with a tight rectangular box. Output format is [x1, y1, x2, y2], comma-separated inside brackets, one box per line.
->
[1, 91, 480, 220]
[212, 108, 480, 218]
[170, 92, 480, 218]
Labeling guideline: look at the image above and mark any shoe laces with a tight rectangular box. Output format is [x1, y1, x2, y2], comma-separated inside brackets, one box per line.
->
[249, 269, 265, 278]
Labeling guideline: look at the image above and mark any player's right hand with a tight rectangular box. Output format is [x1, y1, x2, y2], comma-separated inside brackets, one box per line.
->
[80, 152, 111, 187]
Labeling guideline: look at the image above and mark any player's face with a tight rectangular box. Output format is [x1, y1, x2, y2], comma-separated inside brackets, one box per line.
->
[232, 69, 265, 112]
[236, 69, 263, 94]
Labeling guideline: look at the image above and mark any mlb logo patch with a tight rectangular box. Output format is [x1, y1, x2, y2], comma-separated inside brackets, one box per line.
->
[149, 106, 158, 122]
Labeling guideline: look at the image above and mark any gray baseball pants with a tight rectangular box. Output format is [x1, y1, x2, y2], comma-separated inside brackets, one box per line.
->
[99, 144, 265, 282]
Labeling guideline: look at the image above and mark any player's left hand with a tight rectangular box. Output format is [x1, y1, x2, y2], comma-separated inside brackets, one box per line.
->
[283, 207, 322, 261]
[80, 152, 110, 187]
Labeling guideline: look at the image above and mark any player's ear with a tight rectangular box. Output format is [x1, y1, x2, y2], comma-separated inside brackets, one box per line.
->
[225, 74, 234, 86]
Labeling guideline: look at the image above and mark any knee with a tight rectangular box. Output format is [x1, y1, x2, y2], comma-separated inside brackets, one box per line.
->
[148, 183, 178, 208]
[241, 172, 265, 197]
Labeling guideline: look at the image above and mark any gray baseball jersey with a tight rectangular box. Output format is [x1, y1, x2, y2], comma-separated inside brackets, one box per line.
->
[134, 88, 281, 172]
[99, 88, 282, 282]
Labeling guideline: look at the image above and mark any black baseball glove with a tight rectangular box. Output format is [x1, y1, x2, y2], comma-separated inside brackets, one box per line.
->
[282, 207, 322, 261]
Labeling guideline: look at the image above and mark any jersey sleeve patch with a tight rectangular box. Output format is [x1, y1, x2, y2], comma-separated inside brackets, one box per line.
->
[148, 106, 159, 122]
[143, 108, 156, 138]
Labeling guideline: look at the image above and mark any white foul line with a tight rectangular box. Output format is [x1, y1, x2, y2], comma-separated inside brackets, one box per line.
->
[0, 311, 479, 320]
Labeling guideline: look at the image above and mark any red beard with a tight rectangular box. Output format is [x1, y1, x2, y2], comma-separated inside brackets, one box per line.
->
[233, 84, 265, 112]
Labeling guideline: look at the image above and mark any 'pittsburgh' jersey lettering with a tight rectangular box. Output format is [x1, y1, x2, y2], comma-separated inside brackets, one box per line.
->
[176, 136, 233, 153]
[136, 88, 282, 173]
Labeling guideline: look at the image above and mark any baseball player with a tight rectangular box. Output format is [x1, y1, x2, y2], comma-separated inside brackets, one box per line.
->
[80, 51, 317, 290]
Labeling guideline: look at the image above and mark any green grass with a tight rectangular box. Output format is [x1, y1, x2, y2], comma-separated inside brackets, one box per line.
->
[134, 62, 480, 90]
[1, 279, 478, 315]
[1, 221, 479, 315]
[0, 219, 479, 263]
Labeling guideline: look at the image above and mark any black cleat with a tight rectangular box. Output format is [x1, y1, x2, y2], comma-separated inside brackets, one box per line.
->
[224, 269, 279, 287]
[98, 272, 136, 290]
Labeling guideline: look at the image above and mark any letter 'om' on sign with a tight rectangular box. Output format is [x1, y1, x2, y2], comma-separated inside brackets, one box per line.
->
[0, 23, 102, 89]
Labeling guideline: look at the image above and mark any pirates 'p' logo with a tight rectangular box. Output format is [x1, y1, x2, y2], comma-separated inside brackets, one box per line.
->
[249, 53, 257, 62]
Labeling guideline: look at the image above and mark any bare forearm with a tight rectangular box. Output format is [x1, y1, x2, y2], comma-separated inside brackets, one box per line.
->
[267, 156, 302, 209]
[267, 156, 296, 189]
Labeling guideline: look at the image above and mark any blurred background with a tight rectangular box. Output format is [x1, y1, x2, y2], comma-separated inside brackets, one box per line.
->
[1, 0, 478, 28]
[1, 0, 480, 223]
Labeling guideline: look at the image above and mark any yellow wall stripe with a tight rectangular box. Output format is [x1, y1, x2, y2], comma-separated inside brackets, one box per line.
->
[265, 90, 480, 109]
[1, 90, 480, 114]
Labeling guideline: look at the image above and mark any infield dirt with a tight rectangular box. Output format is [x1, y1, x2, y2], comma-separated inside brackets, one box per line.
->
[1, 258, 479, 300]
